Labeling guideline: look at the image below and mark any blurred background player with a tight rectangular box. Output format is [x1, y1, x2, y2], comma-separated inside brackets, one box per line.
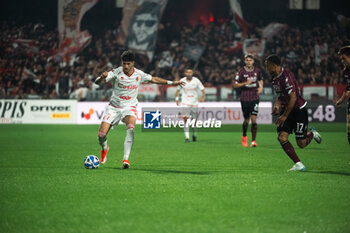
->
[175, 67, 205, 142]
[335, 45, 350, 145]
[95, 51, 184, 168]
[233, 54, 263, 147]
[265, 55, 322, 171]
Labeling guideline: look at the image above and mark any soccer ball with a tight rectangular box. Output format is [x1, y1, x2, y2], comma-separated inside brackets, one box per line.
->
[84, 155, 100, 169]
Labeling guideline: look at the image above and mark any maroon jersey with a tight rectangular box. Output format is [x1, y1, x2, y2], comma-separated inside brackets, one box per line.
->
[235, 66, 263, 101]
[272, 68, 306, 111]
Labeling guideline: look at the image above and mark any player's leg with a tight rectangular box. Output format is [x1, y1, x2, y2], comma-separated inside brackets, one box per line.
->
[277, 114, 305, 171]
[242, 117, 249, 147]
[98, 121, 111, 164]
[296, 131, 316, 148]
[98, 105, 120, 164]
[121, 115, 136, 169]
[278, 131, 305, 171]
[250, 115, 257, 147]
[192, 123, 197, 141]
[250, 101, 259, 147]
[191, 108, 198, 142]
[241, 101, 249, 147]
[295, 108, 321, 148]
[182, 107, 190, 142]
[183, 116, 190, 142]
[98, 122, 110, 151]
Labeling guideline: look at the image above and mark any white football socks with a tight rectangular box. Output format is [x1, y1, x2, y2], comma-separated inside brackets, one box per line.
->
[184, 125, 189, 139]
[98, 132, 108, 151]
[123, 126, 134, 161]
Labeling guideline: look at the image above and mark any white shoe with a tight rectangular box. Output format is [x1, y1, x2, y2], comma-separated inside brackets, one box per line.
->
[288, 162, 306, 171]
[310, 127, 322, 144]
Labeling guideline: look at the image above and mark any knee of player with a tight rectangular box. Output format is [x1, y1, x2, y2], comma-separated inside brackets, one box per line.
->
[98, 131, 107, 139]
[277, 135, 287, 143]
[296, 140, 306, 148]
[126, 124, 135, 131]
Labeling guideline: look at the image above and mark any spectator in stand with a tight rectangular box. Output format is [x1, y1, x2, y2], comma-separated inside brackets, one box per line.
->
[0, 20, 349, 100]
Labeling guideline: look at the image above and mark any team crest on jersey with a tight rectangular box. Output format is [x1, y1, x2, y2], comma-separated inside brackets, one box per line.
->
[121, 77, 124, 80]
[136, 76, 139, 81]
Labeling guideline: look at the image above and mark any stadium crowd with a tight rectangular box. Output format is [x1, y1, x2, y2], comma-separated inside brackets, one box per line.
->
[0, 19, 349, 100]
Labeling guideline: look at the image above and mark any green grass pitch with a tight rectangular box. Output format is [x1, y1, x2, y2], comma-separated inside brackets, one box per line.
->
[0, 123, 349, 233]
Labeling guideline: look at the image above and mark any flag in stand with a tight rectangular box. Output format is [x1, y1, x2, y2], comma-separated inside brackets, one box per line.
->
[229, 0, 248, 37]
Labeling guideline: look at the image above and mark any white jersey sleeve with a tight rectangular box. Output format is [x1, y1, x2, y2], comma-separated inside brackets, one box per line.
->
[105, 70, 117, 82]
[197, 78, 205, 91]
[139, 70, 152, 83]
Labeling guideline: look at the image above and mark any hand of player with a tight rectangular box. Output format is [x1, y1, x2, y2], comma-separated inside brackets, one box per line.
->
[176, 100, 180, 106]
[271, 106, 279, 116]
[335, 99, 343, 107]
[245, 79, 253, 85]
[174, 81, 185, 86]
[257, 88, 263, 95]
[101, 71, 108, 79]
[275, 115, 287, 127]
[199, 97, 205, 102]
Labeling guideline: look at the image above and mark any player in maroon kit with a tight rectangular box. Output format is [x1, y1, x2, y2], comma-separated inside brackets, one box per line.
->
[233, 54, 263, 147]
[335, 45, 350, 145]
[265, 55, 322, 171]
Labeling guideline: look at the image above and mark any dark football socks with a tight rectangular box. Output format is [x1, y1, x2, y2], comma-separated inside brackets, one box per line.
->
[251, 123, 257, 141]
[281, 140, 300, 163]
[305, 131, 314, 146]
[242, 123, 248, 136]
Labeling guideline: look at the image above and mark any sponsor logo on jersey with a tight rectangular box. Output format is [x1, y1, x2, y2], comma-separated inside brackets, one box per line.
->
[118, 83, 137, 89]
[119, 95, 131, 100]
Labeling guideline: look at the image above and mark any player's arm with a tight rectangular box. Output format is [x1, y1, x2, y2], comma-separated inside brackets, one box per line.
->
[275, 92, 297, 126]
[199, 89, 205, 102]
[94, 71, 109, 85]
[336, 90, 350, 107]
[257, 80, 263, 95]
[150, 77, 185, 86]
[272, 97, 282, 116]
[175, 89, 180, 106]
[232, 79, 253, 88]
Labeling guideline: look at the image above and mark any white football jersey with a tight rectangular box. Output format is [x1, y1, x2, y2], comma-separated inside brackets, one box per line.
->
[105, 67, 152, 107]
[177, 77, 204, 106]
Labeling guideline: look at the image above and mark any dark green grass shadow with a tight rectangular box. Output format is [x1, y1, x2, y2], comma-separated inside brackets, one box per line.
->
[106, 167, 213, 175]
[103, 166, 350, 177]
[305, 170, 350, 177]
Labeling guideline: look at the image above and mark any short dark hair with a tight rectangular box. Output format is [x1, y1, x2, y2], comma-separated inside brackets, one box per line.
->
[184, 66, 193, 71]
[338, 45, 350, 56]
[245, 54, 254, 60]
[265, 55, 281, 66]
[121, 51, 135, 62]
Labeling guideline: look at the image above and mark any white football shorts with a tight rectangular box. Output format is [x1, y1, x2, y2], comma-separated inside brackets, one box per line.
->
[102, 105, 137, 126]
[181, 106, 198, 119]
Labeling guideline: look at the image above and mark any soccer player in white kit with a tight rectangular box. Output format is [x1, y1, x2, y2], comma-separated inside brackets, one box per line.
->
[175, 67, 205, 142]
[95, 51, 184, 169]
